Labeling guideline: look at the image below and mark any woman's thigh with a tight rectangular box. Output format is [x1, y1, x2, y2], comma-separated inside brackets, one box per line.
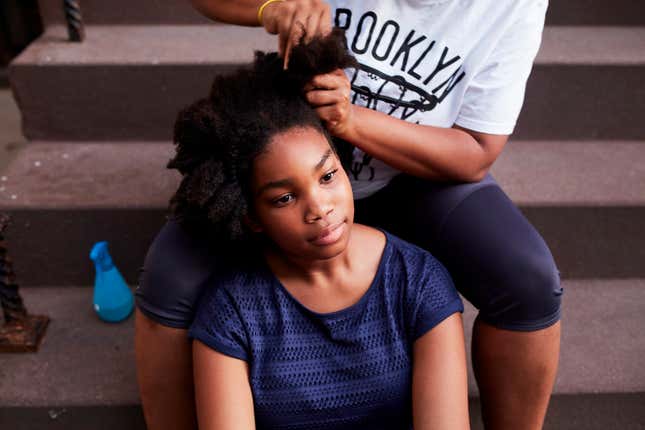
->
[355, 173, 563, 331]
[135, 217, 221, 329]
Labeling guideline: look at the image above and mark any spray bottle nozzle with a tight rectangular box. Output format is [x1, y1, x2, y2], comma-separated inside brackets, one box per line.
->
[90, 241, 114, 272]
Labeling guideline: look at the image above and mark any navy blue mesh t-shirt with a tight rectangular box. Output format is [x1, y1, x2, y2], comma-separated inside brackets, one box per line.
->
[188, 230, 464, 430]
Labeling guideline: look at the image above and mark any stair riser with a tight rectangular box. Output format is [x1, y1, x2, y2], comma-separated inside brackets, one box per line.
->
[3, 207, 644, 286]
[38, 0, 210, 26]
[10, 64, 645, 141]
[3, 394, 645, 430]
[519, 66, 645, 140]
[546, 0, 645, 25]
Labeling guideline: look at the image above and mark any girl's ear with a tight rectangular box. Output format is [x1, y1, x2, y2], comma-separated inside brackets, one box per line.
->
[243, 214, 263, 233]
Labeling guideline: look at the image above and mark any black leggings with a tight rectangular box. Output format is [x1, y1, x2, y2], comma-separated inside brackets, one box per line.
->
[135, 173, 562, 331]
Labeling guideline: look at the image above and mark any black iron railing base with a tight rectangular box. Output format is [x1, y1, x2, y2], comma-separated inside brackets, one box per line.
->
[0, 314, 50, 353]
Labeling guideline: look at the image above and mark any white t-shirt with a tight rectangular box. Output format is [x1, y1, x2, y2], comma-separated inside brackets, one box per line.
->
[327, 0, 548, 198]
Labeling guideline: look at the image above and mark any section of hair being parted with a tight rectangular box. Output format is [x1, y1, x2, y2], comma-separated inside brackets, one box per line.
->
[167, 28, 358, 244]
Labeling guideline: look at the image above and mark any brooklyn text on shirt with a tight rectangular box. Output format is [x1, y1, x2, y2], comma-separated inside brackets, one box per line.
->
[335, 8, 466, 121]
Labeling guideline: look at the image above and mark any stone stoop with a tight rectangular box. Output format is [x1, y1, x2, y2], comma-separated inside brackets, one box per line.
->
[2, 1, 645, 428]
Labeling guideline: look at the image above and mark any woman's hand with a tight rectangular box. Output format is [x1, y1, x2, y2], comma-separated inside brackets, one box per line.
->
[304, 69, 355, 138]
[260, 0, 332, 68]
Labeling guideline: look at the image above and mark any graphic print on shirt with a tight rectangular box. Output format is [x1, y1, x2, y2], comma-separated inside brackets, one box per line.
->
[335, 8, 466, 182]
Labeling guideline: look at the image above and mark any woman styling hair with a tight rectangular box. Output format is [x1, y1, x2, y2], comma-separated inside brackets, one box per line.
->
[164, 30, 469, 429]
[137, 1, 562, 429]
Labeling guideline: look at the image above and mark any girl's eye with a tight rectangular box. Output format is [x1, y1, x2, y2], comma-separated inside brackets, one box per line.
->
[273, 194, 294, 206]
[322, 169, 338, 183]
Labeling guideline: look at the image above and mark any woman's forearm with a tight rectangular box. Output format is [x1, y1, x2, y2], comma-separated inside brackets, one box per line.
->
[341, 105, 488, 182]
[190, 0, 267, 26]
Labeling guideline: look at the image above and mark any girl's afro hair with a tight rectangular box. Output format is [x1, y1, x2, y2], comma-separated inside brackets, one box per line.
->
[167, 28, 358, 244]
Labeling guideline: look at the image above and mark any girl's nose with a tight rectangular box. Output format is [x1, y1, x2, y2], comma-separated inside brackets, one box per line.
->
[304, 191, 334, 224]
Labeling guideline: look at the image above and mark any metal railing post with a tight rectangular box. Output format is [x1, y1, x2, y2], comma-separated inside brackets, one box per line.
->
[0, 214, 49, 353]
[63, 0, 85, 42]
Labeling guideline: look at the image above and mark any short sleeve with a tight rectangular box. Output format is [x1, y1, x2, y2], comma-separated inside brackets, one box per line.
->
[455, 0, 548, 135]
[188, 284, 249, 361]
[409, 258, 464, 342]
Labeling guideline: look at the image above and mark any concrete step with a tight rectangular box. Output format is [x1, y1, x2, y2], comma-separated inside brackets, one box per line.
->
[1, 140, 644, 286]
[1, 281, 643, 407]
[36, 0, 645, 27]
[8, 25, 645, 141]
[2, 394, 645, 430]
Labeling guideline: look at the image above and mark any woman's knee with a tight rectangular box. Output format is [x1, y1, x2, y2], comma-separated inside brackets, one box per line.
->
[434, 184, 564, 332]
[481, 250, 563, 331]
[135, 218, 219, 329]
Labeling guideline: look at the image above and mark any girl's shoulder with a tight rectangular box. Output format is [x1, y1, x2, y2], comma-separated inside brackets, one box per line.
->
[352, 224, 448, 281]
[375, 228, 449, 278]
[201, 252, 272, 299]
[352, 223, 388, 254]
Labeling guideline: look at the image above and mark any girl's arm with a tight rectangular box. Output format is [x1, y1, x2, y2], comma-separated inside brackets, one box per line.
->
[193, 340, 256, 430]
[135, 309, 197, 430]
[412, 313, 470, 430]
[305, 70, 508, 183]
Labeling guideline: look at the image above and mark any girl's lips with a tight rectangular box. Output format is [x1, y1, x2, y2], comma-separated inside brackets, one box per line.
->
[309, 221, 346, 246]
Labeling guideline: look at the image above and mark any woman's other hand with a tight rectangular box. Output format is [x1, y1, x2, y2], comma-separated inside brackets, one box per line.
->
[260, 0, 332, 68]
[304, 68, 355, 138]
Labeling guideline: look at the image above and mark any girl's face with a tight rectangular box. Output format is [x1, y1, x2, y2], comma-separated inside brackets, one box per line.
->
[249, 126, 354, 261]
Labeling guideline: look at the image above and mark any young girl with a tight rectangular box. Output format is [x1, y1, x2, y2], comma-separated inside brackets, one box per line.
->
[169, 32, 469, 429]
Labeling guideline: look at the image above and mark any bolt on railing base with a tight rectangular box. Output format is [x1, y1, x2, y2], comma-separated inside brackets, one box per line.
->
[0, 314, 50, 353]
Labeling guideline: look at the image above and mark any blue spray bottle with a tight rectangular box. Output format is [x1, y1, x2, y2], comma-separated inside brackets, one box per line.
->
[89, 241, 134, 322]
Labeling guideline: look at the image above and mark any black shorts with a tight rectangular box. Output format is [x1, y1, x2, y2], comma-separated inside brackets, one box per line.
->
[135, 172, 563, 331]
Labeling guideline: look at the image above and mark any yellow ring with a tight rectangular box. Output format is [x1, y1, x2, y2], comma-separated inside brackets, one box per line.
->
[258, 0, 285, 25]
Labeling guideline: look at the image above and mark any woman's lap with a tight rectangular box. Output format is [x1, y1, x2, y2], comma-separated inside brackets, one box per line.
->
[354, 173, 563, 331]
[137, 174, 563, 331]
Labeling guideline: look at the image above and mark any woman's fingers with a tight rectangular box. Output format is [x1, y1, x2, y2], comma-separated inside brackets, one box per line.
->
[304, 11, 320, 43]
[304, 73, 339, 92]
[314, 104, 340, 122]
[305, 70, 353, 136]
[305, 89, 343, 106]
[284, 10, 309, 69]
[314, 104, 352, 136]
[306, 70, 351, 92]
[277, 12, 294, 60]
[261, 1, 332, 69]
[318, 7, 332, 36]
